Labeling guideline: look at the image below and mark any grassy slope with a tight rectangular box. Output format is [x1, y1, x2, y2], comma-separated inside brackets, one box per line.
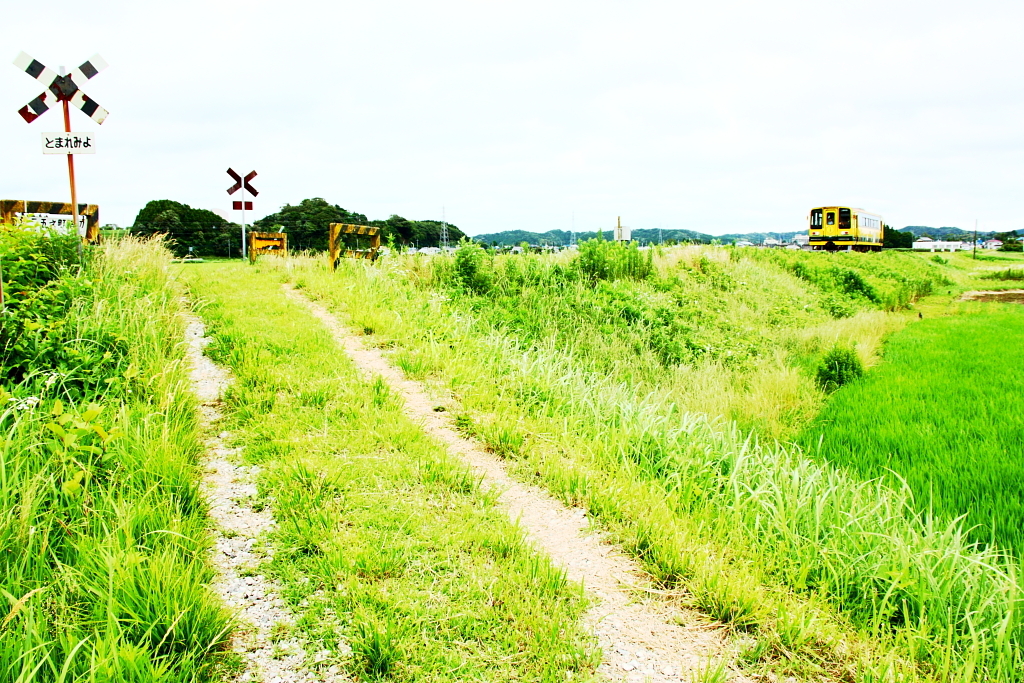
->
[799, 304, 1024, 550]
[1, 238, 232, 682]
[184, 262, 598, 682]
[270, 246, 1024, 682]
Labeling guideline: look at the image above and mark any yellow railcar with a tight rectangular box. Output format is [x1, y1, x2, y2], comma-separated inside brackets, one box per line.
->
[808, 207, 883, 252]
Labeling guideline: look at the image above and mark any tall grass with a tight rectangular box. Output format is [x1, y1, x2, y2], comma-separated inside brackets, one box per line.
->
[981, 268, 1024, 281]
[183, 262, 599, 681]
[799, 305, 1024, 551]
[0, 236, 232, 682]
[275, 246, 1024, 681]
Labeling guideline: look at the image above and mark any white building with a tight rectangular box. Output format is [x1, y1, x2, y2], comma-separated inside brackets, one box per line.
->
[913, 236, 964, 252]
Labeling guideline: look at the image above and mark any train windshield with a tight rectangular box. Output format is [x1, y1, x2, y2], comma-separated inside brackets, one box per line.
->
[810, 209, 822, 227]
[839, 208, 851, 229]
[826, 212, 835, 226]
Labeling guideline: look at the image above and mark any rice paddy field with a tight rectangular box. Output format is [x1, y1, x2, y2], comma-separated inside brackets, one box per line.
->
[798, 305, 1024, 551]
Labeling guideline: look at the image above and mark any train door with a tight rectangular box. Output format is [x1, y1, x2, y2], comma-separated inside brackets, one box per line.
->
[824, 209, 836, 236]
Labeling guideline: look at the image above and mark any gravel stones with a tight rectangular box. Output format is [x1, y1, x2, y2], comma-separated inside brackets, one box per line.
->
[184, 316, 349, 683]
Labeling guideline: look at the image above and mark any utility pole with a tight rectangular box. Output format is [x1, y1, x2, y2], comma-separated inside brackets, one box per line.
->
[440, 206, 449, 250]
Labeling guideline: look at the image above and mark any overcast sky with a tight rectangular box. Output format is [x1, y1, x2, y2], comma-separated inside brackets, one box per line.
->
[3, 0, 1023, 236]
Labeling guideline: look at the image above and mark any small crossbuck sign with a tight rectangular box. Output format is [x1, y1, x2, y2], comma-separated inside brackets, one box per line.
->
[13, 52, 109, 124]
[227, 168, 257, 210]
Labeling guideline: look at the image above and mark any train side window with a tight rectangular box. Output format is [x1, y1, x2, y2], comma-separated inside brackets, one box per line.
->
[826, 212, 835, 225]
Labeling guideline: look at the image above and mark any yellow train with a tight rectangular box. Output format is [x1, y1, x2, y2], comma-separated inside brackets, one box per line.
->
[808, 207, 883, 251]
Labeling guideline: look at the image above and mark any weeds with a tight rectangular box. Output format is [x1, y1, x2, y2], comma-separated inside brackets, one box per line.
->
[278, 247, 1024, 681]
[1, 236, 231, 681]
[184, 262, 598, 681]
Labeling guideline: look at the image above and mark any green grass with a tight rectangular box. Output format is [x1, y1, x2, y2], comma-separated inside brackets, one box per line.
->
[1, 237, 233, 682]
[266, 246, 1024, 681]
[183, 261, 599, 682]
[981, 268, 1024, 281]
[798, 305, 1024, 551]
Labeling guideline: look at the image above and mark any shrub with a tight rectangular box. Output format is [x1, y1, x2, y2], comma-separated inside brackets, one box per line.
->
[816, 346, 864, 391]
[453, 238, 492, 294]
[575, 238, 653, 282]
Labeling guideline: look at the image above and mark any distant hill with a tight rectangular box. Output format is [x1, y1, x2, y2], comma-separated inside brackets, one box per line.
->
[900, 226, 994, 240]
[471, 228, 803, 246]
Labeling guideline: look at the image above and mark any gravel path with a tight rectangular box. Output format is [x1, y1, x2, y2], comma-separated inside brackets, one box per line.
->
[185, 314, 350, 683]
[283, 286, 746, 683]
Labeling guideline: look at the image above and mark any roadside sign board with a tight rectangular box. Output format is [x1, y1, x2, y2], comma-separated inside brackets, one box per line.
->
[1, 199, 99, 240]
[42, 132, 95, 154]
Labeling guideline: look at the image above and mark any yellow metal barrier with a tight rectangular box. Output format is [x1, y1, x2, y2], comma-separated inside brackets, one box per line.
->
[247, 231, 288, 263]
[329, 223, 381, 270]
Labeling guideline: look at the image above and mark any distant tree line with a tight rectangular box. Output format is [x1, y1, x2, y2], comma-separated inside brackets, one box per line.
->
[130, 200, 236, 257]
[128, 197, 465, 256]
[882, 225, 914, 249]
[251, 198, 466, 251]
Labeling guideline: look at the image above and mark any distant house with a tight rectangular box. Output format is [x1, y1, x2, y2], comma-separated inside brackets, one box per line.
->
[984, 239, 1003, 250]
[913, 236, 963, 252]
[791, 234, 810, 246]
[734, 239, 754, 247]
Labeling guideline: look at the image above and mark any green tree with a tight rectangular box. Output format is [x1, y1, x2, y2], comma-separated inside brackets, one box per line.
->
[882, 225, 914, 249]
[130, 199, 235, 256]
[996, 230, 1023, 252]
[253, 198, 369, 252]
[384, 215, 414, 244]
[252, 198, 468, 250]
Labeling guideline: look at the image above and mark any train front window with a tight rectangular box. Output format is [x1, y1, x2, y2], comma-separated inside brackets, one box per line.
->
[826, 212, 835, 226]
[839, 208, 851, 229]
[811, 209, 822, 227]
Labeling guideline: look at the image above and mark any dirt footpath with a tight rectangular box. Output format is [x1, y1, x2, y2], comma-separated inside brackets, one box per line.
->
[284, 285, 748, 683]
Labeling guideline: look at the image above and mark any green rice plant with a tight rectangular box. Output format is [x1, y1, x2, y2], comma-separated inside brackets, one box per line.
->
[799, 307, 1024, 553]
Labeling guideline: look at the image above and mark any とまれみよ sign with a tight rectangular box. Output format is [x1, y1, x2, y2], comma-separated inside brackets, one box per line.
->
[42, 132, 95, 154]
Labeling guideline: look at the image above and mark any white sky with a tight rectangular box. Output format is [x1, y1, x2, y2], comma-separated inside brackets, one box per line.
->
[3, 0, 1023, 236]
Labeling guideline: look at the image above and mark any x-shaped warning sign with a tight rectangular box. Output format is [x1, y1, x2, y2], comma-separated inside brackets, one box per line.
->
[227, 168, 258, 196]
[13, 52, 109, 124]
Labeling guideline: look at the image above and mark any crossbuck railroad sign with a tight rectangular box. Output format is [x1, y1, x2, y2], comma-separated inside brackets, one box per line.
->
[227, 169, 258, 258]
[226, 168, 258, 210]
[14, 52, 109, 125]
[12, 51, 109, 248]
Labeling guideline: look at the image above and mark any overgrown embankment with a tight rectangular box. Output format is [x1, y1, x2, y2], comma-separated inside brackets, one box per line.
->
[183, 262, 599, 682]
[1, 234, 232, 681]
[274, 243, 1023, 682]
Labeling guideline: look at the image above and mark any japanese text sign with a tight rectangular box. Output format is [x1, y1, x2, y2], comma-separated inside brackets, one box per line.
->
[42, 132, 95, 154]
